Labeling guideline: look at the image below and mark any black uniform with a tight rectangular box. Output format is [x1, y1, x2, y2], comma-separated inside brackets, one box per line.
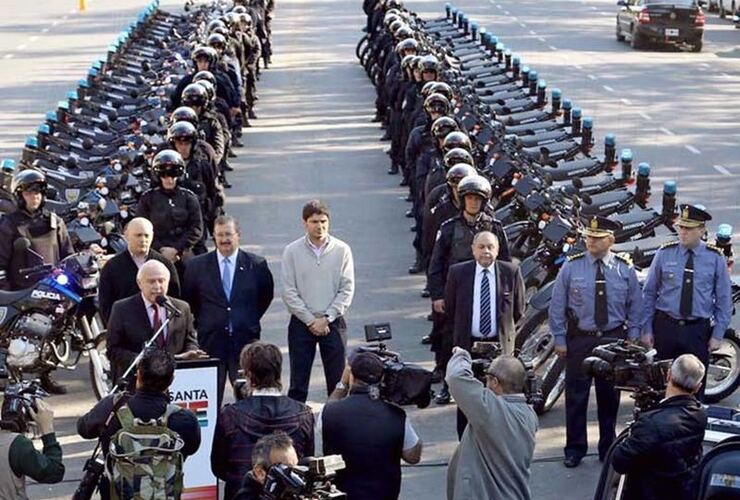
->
[0, 208, 74, 290]
[135, 186, 203, 259]
[181, 144, 220, 238]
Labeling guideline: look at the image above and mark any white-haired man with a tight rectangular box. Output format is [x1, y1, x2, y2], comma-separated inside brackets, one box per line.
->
[611, 354, 708, 500]
[107, 260, 205, 384]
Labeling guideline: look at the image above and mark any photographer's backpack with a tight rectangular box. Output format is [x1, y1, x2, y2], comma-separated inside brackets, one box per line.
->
[106, 403, 185, 500]
[694, 435, 740, 499]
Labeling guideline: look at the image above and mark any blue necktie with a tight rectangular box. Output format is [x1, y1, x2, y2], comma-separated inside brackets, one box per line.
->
[480, 269, 492, 337]
[222, 257, 232, 300]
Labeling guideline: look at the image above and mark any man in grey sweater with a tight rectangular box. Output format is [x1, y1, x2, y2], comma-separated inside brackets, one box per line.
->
[281, 200, 355, 403]
[446, 347, 538, 500]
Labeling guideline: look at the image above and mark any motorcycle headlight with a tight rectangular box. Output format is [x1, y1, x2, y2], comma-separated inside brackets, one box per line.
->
[55, 273, 70, 286]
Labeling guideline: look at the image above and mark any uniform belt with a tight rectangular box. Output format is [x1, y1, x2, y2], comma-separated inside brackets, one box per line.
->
[656, 310, 707, 326]
[572, 325, 625, 338]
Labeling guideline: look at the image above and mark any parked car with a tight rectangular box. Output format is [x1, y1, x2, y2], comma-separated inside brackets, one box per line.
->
[616, 0, 705, 52]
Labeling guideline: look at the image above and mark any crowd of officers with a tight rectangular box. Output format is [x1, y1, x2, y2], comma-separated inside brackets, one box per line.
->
[366, 0, 734, 490]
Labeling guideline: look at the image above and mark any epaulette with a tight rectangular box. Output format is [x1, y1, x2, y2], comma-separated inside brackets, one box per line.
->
[567, 252, 585, 262]
[706, 243, 723, 255]
[660, 240, 679, 249]
[614, 252, 634, 267]
[439, 217, 456, 229]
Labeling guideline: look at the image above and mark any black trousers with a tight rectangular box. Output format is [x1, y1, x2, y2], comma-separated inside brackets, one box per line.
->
[287, 315, 347, 403]
[565, 329, 625, 460]
[216, 353, 241, 409]
[654, 311, 711, 401]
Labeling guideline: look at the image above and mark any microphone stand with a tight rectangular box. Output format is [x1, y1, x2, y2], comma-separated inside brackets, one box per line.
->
[72, 312, 175, 500]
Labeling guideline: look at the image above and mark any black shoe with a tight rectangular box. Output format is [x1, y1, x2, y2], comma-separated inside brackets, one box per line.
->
[404, 193, 413, 201]
[426, 313, 433, 321]
[371, 114, 383, 123]
[244, 121, 252, 128]
[248, 110, 257, 120]
[387, 166, 399, 175]
[380, 133, 391, 141]
[405, 210, 414, 218]
[228, 150, 237, 158]
[421, 288, 430, 298]
[435, 387, 451, 405]
[410, 225, 417, 232]
[223, 163, 234, 172]
[563, 456, 582, 468]
[232, 138, 244, 148]
[421, 335, 432, 345]
[431, 366, 443, 383]
[40, 375, 67, 395]
[222, 179, 233, 189]
[408, 263, 422, 274]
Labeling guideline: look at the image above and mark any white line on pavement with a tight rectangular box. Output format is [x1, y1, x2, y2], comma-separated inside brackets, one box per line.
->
[721, 73, 732, 79]
[620, 98, 631, 105]
[685, 145, 701, 155]
[529, 30, 537, 35]
[520, 23, 527, 28]
[3, 54, 13, 59]
[714, 165, 732, 176]
[574, 64, 583, 70]
[600, 11, 611, 15]
[590, 5, 598, 9]
[538, 36, 546, 42]
[659, 127, 675, 136]
[699, 63, 710, 69]
[638, 111, 652, 120]
[549, 45, 558, 51]
[588, 74, 597, 80]
[61, 15, 68, 20]
[16, 44, 26, 50]
[41, 28, 49, 33]
[51, 21, 59, 26]
[29, 36, 38, 42]
[603, 85, 615, 92]
[497, 4, 503, 9]
[512, 16, 518, 21]
[504, 10, 510, 15]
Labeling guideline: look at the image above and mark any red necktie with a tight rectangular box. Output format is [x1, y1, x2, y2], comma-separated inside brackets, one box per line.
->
[152, 304, 165, 348]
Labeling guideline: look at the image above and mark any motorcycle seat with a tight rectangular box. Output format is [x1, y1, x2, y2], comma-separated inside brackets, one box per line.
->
[0, 289, 30, 306]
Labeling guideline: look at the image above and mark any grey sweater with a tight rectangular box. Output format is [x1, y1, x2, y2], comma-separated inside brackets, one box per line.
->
[280, 235, 355, 326]
[446, 349, 538, 500]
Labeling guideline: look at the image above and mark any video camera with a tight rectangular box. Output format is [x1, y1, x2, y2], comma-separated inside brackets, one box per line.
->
[469, 341, 544, 409]
[261, 455, 347, 500]
[355, 323, 433, 408]
[582, 340, 671, 414]
[0, 379, 47, 434]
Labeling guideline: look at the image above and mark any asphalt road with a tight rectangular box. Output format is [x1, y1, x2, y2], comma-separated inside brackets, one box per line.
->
[0, 0, 737, 499]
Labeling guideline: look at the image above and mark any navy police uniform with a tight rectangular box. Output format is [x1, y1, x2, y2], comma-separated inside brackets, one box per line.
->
[549, 216, 643, 465]
[642, 204, 732, 400]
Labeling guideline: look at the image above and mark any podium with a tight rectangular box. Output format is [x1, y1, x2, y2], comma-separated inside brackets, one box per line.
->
[169, 358, 220, 500]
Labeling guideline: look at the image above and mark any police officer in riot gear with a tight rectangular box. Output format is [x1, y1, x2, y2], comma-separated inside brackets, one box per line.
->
[427, 175, 511, 404]
[0, 169, 74, 394]
[167, 122, 221, 252]
[182, 83, 227, 169]
[136, 150, 204, 278]
[169, 46, 239, 115]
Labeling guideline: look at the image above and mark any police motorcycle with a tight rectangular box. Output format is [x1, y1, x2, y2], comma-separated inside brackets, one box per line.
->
[0, 242, 110, 400]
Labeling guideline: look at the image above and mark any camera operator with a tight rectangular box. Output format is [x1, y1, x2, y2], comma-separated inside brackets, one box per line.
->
[0, 399, 64, 497]
[320, 351, 422, 500]
[445, 347, 537, 500]
[211, 342, 315, 500]
[77, 348, 201, 500]
[611, 354, 707, 500]
[233, 431, 299, 500]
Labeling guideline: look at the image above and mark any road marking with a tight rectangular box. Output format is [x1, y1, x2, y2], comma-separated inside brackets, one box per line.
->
[41, 28, 49, 33]
[520, 22, 527, 28]
[699, 63, 710, 69]
[3, 54, 13, 59]
[538, 36, 546, 42]
[51, 20, 59, 26]
[512, 16, 518, 21]
[714, 165, 732, 176]
[638, 111, 652, 120]
[600, 11, 612, 15]
[574, 64, 583, 70]
[497, 4, 503, 9]
[721, 73, 732, 79]
[529, 30, 537, 35]
[29, 36, 38, 42]
[504, 11, 510, 15]
[549, 45, 558, 51]
[16, 44, 26, 50]
[590, 5, 598, 9]
[659, 127, 675, 136]
[603, 85, 615, 92]
[620, 98, 632, 105]
[587, 74, 597, 80]
[61, 15, 68, 20]
[685, 145, 701, 155]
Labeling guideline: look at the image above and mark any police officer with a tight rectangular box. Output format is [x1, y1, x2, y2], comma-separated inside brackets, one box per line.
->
[427, 175, 511, 404]
[136, 150, 203, 277]
[0, 169, 74, 394]
[167, 121, 221, 250]
[182, 83, 226, 167]
[642, 204, 732, 400]
[549, 216, 642, 468]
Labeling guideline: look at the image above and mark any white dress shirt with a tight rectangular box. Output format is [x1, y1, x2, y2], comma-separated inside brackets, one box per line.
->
[471, 263, 497, 339]
[142, 293, 168, 340]
[217, 248, 239, 294]
[305, 235, 330, 258]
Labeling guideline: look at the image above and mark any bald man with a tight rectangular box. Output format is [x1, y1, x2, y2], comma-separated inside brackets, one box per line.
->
[98, 217, 181, 325]
[107, 260, 204, 384]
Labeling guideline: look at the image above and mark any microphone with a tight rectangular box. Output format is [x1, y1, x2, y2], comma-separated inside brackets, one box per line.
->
[155, 295, 182, 317]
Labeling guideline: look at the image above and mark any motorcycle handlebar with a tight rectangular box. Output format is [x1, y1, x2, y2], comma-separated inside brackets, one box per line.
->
[19, 264, 53, 277]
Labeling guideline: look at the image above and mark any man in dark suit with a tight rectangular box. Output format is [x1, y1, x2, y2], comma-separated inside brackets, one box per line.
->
[444, 231, 525, 437]
[184, 215, 274, 404]
[98, 217, 181, 325]
[107, 259, 205, 384]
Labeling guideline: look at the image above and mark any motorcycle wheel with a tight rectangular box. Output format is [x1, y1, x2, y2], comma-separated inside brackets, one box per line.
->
[356, 34, 369, 60]
[537, 354, 566, 415]
[593, 429, 630, 500]
[704, 329, 740, 403]
[81, 315, 112, 401]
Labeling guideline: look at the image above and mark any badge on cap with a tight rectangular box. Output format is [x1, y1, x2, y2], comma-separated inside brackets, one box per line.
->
[591, 217, 598, 230]
[682, 206, 689, 220]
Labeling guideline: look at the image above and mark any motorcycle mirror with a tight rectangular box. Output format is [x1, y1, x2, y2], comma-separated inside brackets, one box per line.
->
[581, 193, 593, 205]
[13, 238, 31, 255]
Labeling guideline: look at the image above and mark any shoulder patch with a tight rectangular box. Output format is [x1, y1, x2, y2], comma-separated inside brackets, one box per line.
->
[614, 252, 634, 267]
[567, 252, 585, 262]
[706, 243, 723, 255]
[660, 240, 679, 249]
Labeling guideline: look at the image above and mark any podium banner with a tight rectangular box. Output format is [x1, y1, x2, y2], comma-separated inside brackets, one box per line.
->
[169, 359, 220, 499]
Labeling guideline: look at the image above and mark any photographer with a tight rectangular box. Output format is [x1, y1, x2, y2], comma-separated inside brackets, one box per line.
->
[233, 431, 299, 500]
[0, 399, 64, 497]
[77, 348, 201, 499]
[445, 347, 537, 500]
[211, 342, 314, 500]
[320, 351, 422, 500]
[611, 354, 707, 500]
